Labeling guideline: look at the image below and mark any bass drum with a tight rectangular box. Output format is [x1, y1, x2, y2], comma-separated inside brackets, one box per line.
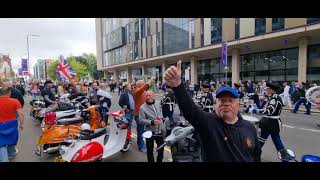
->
[306, 86, 320, 106]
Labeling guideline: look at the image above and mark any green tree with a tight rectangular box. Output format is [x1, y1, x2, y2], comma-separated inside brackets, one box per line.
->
[47, 56, 87, 80]
[74, 53, 104, 80]
[66, 56, 87, 78]
[47, 60, 59, 80]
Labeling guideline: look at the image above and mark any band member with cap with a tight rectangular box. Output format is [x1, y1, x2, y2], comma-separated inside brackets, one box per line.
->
[197, 80, 214, 113]
[160, 83, 176, 124]
[249, 81, 294, 161]
[292, 82, 311, 115]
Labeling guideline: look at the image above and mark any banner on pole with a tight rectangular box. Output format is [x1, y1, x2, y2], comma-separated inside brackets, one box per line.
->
[21, 59, 29, 72]
[222, 42, 228, 65]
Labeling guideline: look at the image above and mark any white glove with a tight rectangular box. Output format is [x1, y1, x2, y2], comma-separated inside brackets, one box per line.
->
[248, 107, 255, 113]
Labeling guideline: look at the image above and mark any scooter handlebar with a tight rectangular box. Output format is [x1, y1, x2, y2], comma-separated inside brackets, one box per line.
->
[165, 126, 194, 145]
[155, 142, 167, 151]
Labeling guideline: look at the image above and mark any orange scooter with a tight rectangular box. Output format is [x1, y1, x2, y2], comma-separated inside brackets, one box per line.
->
[36, 105, 101, 156]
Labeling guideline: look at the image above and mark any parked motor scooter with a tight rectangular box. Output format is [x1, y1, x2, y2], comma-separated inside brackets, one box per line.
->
[143, 125, 202, 162]
[30, 98, 46, 122]
[35, 105, 101, 156]
[54, 110, 131, 162]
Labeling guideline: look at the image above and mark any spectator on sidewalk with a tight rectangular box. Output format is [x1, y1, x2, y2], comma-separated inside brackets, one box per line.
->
[139, 90, 165, 162]
[31, 81, 39, 100]
[88, 82, 99, 105]
[133, 79, 153, 152]
[97, 83, 112, 127]
[15, 82, 25, 96]
[118, 83, 135, 137]
[0, 80, 25, 162]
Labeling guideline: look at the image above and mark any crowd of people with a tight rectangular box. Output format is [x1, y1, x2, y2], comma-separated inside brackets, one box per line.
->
[1, 64, 320, 162]
[184, 79, 318, 115]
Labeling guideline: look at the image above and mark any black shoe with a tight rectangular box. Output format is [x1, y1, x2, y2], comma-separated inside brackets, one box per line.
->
[305, 112, 311, 115]
[316, 124, 320, 128]
[279, 149, 294, 162]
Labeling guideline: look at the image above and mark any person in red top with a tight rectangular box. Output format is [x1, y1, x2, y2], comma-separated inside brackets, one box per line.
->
[0, 80, 24, 162]
[133, 78, 154, 152]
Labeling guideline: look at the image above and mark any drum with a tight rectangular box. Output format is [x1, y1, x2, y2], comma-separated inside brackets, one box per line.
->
[306, 86, 320, 106]
[242, 115, 260, 135]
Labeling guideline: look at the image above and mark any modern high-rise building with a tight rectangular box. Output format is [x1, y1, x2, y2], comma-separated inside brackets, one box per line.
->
[33, 59, 52, 80]
[0, 53, 14, 80]
[95, 18, 320, 85]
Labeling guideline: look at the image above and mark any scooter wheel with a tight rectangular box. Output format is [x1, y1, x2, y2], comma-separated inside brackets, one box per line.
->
[120, 140, 131, 153]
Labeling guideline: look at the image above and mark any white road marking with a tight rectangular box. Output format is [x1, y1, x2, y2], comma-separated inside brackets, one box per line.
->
[283, 125, 320, 133]
[282, 125, 295, 129]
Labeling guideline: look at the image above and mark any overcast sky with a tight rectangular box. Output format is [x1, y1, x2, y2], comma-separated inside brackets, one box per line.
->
[0, 18, 96, 74]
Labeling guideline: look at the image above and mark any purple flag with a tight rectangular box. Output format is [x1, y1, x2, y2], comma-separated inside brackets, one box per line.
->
[21, 59, 28, 72]
[221, 42, 228, 65]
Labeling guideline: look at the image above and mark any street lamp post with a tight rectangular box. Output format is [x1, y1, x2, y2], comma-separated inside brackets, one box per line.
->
[27, 34, 40, 77]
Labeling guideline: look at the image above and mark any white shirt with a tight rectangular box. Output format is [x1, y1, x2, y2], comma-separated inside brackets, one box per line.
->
[282, 85, 290, 97]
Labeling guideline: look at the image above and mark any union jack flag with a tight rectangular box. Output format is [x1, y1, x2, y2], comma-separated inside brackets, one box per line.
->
[56, 55, 77, 81]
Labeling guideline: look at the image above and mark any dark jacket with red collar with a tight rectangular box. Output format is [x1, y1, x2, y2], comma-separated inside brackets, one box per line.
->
[173, 83, 261, 162]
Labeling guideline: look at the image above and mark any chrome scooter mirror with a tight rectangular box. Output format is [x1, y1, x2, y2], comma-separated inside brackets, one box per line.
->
[142, 131, 152, 139]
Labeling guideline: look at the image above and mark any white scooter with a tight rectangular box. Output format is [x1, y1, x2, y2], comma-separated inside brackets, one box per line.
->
[55, 110, 130, 162]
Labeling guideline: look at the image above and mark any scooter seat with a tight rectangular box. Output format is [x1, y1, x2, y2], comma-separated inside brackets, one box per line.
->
[56, 116, 83, 125]
[79, 128, 107, 140]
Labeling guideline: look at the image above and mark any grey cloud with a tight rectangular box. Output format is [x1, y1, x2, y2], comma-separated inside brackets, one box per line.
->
[0, 18, 96, 73]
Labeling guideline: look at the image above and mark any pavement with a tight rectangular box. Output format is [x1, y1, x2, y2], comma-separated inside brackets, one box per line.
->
[11, 91, 320, 162]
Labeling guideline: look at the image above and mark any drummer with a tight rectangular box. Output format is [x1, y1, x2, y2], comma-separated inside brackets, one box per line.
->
[248, 82, 294, 161]
[315, 94, 320, 127]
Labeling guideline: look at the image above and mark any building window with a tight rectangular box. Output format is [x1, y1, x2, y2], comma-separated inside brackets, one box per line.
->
[156, 32, 161, 56]
[129, 43, 133, 61]
[152, 34, 156, 57]
[255, 18, 266, 35]
[163, 18, 189, 55]
[272, 18, 284, 31]
[197, 57, 232, 83]
[307, 18, 320, 24]
[240, 48, 298, 82]
[135, 20, 139, 41]
[190, 20, 195, 49]
[140, 18, 145, 39]
[147, 18, 151, 36]
[133, 41, 138, 60]
[156, 21, 158, 32]
[235, 18, 240, 39]
[307, 44, 320, 82]
[211, 18, 222, 44]
[200, 18, 204, 47]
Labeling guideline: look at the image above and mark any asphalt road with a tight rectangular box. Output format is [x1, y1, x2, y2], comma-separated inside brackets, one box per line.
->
[12, 91, 320, 162]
